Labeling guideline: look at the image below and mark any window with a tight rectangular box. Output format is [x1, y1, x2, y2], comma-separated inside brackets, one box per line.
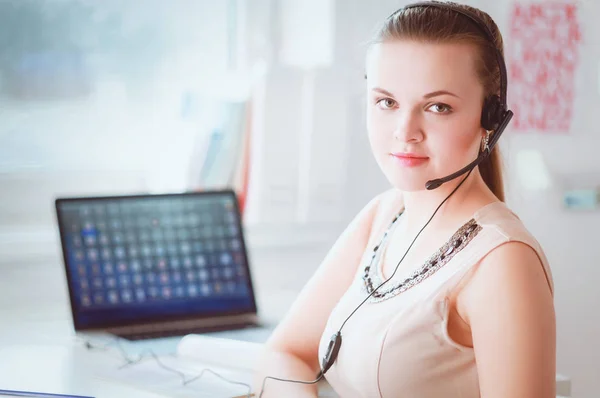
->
[0, 0, 247, 230]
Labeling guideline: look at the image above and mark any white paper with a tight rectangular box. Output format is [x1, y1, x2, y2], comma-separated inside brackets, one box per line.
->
[176, 334, 264, 371]
[85, 338, 256, 398]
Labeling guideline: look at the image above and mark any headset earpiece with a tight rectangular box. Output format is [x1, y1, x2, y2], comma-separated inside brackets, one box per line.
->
[481, 94, 504, 132]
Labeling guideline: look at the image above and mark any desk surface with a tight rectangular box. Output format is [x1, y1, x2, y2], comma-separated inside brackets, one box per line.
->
[0, 343, 167, 398]
[0, 246, 326, 398]
[0, 247, 571, 397]
[0, 335, 276, 398]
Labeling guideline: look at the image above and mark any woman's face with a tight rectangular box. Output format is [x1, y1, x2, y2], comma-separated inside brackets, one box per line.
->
[366, 40, 486, 191]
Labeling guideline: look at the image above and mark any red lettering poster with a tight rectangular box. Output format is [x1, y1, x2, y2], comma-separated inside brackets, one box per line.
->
[507, 1, 581, 133]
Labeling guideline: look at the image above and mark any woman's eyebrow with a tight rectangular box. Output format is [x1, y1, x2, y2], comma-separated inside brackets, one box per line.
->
[423, 90, 460, 99]
[370, 87, 461, 99]
[371, 87, 396, 97]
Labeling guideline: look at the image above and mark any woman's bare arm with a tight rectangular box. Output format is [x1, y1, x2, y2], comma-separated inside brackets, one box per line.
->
[459, 242, 555, 398]
[253, 190, 398, 397]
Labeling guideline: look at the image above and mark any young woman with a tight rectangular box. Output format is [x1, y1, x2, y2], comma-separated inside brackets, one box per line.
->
[254, 2, 556, 397]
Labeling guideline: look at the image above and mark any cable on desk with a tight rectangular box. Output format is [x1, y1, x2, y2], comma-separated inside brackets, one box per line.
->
[79, 336, 254, 398]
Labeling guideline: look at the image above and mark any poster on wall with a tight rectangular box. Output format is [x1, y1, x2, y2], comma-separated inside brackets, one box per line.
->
[507, 1, 582, 133]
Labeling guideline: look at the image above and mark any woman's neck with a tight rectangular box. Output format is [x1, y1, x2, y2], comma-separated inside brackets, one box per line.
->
[400, 170, 494, 230]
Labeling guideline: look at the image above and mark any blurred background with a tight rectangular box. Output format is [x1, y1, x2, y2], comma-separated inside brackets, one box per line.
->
[0, 0, 598, 396]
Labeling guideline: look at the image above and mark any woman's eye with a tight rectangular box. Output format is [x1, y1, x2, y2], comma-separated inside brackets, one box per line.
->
[376, 98, 396, 109]
[429, 103, 452, 114]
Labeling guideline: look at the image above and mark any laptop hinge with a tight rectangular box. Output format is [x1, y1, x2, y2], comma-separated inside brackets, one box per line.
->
[95, 313, 260, 336]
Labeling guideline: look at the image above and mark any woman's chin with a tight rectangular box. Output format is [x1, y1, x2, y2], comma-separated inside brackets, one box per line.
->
[376, 160, 432, 190]
[385, 177, 431, 192]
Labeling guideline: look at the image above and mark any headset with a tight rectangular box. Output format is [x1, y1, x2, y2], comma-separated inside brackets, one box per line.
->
[421, 0, 514, 189]
[258, 2, 513, 396]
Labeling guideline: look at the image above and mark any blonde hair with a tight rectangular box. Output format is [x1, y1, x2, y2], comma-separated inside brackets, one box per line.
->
[371, 2, 506, 201]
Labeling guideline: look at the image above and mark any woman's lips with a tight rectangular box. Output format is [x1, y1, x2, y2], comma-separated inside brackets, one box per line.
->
[390, 152, 429, 167]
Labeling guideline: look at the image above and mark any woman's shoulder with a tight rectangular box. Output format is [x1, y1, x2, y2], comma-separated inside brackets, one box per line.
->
[474, 201, 542, 245]
[349, 189, 404, 252]
[368, 188, 405, 233]
[472, 201, 554, 294]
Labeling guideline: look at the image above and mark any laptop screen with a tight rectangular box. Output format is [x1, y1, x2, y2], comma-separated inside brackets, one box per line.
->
[55, 190, 257, 330]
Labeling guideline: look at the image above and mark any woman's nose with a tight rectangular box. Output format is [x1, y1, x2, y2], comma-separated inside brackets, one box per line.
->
[392, 111, 424, 143]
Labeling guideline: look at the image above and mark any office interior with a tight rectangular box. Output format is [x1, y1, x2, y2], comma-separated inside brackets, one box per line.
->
[0, 0, 597, 397]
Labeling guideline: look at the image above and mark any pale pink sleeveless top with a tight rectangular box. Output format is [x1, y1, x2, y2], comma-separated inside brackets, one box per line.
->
[318, 201, 553, 398]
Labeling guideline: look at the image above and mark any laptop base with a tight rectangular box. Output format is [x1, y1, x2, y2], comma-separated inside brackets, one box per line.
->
[116, 320, 262, 341]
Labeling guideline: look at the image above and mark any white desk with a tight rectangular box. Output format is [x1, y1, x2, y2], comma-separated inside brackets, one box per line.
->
[0, 342, 168, 398]
[0, 332, 274, 398]
[0, 247, 571, 397]
[0, 246, 326, 397]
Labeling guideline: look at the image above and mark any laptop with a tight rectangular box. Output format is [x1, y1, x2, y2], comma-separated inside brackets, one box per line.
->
[55, 189, 263, 341]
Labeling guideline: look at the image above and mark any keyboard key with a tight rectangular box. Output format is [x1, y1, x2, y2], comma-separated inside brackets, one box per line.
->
[108, 290, 119, 304]
[105, 277, 117, 289]
[122, 289, 133, 303]
[135, 288, 146, 302]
